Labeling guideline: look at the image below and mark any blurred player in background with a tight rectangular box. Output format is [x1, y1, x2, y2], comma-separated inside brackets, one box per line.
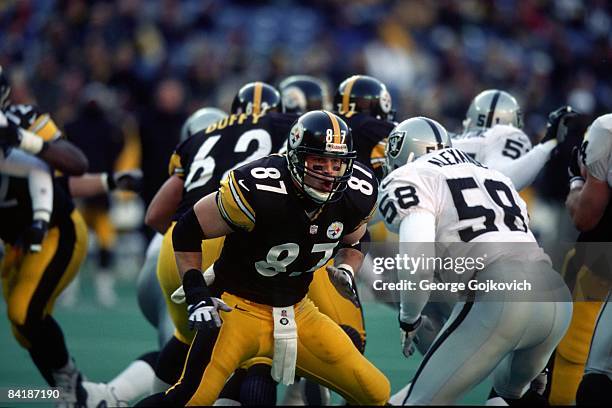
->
[65, 82, 126, 307]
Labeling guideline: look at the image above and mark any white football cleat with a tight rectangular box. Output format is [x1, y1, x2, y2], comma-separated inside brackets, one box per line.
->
[388, 382, 412, 405]
[52, 359, 87, 408]
[82, 381, 129, 407]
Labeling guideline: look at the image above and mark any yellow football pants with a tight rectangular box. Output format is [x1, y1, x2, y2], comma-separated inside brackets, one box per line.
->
[172, 292, 389, 406]
[79, 205, 116, 250]
[308, 260, 366, 349]
[157, 222, 225, 344]
[1, 210, 88, 348]
[549, 249, 608, 405]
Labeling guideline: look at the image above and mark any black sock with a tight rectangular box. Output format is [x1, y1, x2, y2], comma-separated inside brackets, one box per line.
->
[155, 336, 190, 385]
[22, 316, 69, 386]
[240, 364, 277, 405]
[576, 373, 612, 406]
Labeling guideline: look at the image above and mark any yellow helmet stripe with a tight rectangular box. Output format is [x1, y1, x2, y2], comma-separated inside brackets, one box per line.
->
[253, 82, 263, 116]
[341, 75, 358, 114]
[324, 110, 341, 144]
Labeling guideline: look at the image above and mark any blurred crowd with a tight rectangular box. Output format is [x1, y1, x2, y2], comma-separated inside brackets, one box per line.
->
[1, 0, 610, 238]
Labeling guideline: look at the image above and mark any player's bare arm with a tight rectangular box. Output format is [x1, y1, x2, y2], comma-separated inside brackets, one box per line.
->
[39, 138, 89, 175]
[145, 175, 184, 234]
[566, 172, 611, 231]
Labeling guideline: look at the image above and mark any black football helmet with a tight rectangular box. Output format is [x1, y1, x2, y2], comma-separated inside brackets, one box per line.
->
[0, 66, 11, 109]
[334, 75, 395, 121]
[287, 110, 356, 204]
[231, 81, 282, 116]
[278, 75, 330, 114]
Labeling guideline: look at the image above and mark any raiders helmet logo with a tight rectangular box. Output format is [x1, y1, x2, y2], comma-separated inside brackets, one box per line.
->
[387, 130, 406, 159]
[289, 122, 304, 148]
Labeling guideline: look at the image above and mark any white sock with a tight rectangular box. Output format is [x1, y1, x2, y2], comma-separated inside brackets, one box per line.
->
[486, 396, 509, 406]
[151, 375, 171, 394]
[108, 360, 155, 403]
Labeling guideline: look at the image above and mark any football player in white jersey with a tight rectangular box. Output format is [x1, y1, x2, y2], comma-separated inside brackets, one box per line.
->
[566, 113, 612, 405]
[380, 117, 572, 405]
[453, 89, 576, 191]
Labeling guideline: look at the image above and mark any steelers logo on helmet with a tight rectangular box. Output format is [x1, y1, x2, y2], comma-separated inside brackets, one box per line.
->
[285, 110, 357, 205]
[379, 88, 392, 114]
[289, 122, 304, 148]
[282, 86, 307, 113]
[327, 221, 344, 239]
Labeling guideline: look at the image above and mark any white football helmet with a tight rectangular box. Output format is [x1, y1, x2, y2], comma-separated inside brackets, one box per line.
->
[462, 89, 522, 133]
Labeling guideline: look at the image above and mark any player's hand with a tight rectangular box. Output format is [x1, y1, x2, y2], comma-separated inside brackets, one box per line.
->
[187, 297, 232, 330]
[542, 105, 578, 145]
[326, 265, 360, 307]
[183, 268, 232, 330]
[568, 145, 584, 183]
[399, 315, 432, 358]
[111, 170, 143, 192]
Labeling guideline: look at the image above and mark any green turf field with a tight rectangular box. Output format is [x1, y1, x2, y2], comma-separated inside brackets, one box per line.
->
[0, 267, 490, 406]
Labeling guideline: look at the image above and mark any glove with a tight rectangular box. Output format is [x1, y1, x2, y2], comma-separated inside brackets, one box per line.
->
[187, 297, 232, 330]
[568, 145, 584, 183]
[326, 265, 360, 307]
[25, 219, 48, 253]
[542, 105, 578, 145]
[107, 170, 143, 192]
[399, 315, 432, 358]
[183, 268, 232, 330]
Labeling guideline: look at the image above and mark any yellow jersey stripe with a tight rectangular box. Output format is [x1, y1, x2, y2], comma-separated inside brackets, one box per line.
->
[216, 172, 256, 231]
[253, 82, 263, 116]
[228, 172, 255, 222]
[324, 111, 342, 144]
[341, 75, 358, 114]
[168, 152, 183, 177]
[29, 114, 61, 141]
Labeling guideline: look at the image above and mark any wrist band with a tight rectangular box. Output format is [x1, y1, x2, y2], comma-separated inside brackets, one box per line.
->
[101, 172, 116, 192]
[569, 177, 585, 190]
[336, 263, 354, 277]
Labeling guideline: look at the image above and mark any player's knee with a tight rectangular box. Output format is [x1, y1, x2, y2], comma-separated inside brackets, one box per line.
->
[340, 324, 365, 354]
[351, 363, 390, 405]
[7, 302, 27, 328]
[576, 373, 612, 405]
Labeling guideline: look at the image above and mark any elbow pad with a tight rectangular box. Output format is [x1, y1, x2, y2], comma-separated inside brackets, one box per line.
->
[172, 208, 205, 252]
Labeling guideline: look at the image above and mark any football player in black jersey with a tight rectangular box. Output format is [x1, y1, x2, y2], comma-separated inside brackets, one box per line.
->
[139, 110, 389, 406]
[138, 83, 298, 404]
[334, 74, 396, 182]
[279, 75, 331, 114]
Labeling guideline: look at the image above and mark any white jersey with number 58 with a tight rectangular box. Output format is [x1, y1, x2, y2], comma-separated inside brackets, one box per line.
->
[378, 147, 548, 264]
